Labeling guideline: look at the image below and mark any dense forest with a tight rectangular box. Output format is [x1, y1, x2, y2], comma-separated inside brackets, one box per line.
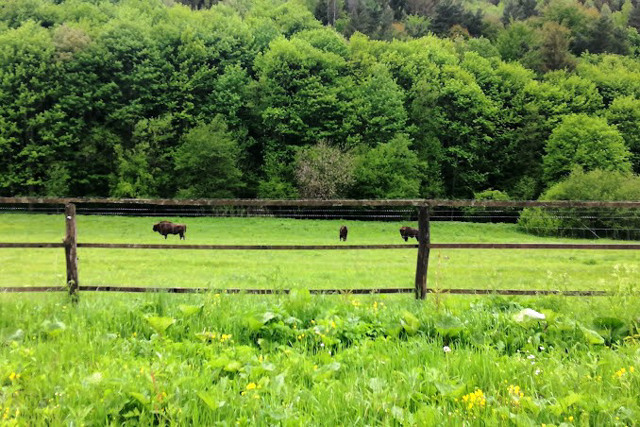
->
[2, 0, 640, 200]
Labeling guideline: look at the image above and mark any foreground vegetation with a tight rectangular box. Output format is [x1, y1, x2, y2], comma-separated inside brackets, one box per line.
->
[1, 292, 640, 425]
[1, 214, 639, 424]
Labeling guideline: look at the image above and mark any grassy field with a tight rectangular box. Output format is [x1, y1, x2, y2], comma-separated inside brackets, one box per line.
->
[0, 213, 638, 291]
[1, 213, 640, 425]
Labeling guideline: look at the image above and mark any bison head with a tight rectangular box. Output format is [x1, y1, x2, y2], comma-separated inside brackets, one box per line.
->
[153, 224, 159, 232]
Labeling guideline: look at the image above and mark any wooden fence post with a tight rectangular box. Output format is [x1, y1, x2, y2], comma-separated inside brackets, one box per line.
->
[64, 203, 79, 301]
[414, 205, 430, 299]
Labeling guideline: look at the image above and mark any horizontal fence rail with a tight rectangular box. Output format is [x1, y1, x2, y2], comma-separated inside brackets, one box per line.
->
[1, 198, 639, 300]
[3, 196, 640, 208]
[0, 286, 612, 296]
[2, 242, 640, 250]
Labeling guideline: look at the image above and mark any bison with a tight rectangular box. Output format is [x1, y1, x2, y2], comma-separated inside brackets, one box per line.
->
[153, 221, 187, 240]
[339, 225, 348, 241]
[399, 226, 419, 242]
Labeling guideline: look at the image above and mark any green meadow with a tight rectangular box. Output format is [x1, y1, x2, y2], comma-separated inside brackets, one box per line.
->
[1, 213, 639, 425]
[0, 213, 638, 291]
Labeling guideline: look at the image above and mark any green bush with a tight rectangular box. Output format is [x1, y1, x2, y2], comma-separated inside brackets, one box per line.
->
[518, 169, 640, 239]
[543, 114, 631, 186]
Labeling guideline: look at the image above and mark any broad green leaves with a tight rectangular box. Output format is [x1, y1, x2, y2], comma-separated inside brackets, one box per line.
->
[145, 316, 176, 335]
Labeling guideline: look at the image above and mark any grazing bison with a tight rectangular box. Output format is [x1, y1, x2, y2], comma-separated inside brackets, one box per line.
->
[339, 225, 348, 241]
[153, 221, 187, 240]
[399, 226, 419, 242]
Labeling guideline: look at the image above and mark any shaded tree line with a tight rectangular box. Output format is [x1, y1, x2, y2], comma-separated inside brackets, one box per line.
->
[2, 0, 640, 201]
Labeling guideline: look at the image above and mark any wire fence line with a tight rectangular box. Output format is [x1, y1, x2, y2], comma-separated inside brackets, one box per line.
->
[1, 198, 639, 299]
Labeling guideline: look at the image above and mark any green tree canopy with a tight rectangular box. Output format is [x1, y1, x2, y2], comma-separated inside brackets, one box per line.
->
[606, 96, 640, 172]
[174, 116, 243, 198]
[543, 114, 631, 184]
[349, 134, 421, 199]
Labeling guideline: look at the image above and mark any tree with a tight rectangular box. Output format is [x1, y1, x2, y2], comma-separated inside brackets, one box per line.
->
[349, 134, 421, 198]
[253, 37, 352, 146]
[538, 22, 576, 72]
[346, 64, 408, 147]
[495, 21, 541, 69]
[575, 12, 630, 54]
[502, 0, 538, 24]
[110, 114, 178, 198]
[257, 144, 299, 199]
[0, 22, 67, 196]
[431, 0, 484, 37]
[111, 142, 156, 198]
[174, 116, 243, 198]
[543, 114, 631, 184]
[411, 65, 497, 197]
[576, 54, 640, 105]
[314, 0, 347, 26]
[404, 15, 431, 38]
[404, 0, 437, 16]
[251, 0, 322, 37]
[343, 0, 395, 39]
[629, 2, 640, 30]
[606, 96, 640, 172]
[294, 141, 354, 199]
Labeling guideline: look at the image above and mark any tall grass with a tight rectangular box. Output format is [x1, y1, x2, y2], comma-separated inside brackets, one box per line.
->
[1, 292, 639, 424]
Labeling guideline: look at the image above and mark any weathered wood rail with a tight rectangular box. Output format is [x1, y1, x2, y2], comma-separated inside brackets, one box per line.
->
[2, 242, 640, 250]
[1, 197, 639, 300]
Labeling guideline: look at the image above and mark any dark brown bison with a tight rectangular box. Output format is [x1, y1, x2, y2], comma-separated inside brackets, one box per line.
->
[339, 225, 348, 241]
[153, 221, 187, 240]
[399, 226, 419, 242]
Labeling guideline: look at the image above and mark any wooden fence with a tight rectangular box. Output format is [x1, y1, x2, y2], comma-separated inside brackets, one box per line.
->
[1, 197, 640, 300]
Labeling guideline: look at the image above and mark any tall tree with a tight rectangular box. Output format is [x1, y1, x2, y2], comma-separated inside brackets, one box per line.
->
[349, 134, 421, 198]
[411, 65, 497, 197]
[538, 22, 576, 72]
[502, 0, 538, 24]
[543, 114, 631, 184]
[606, 96, 640, 172]
[174, 116, 244, 198]
[253, 37, 353, 146]
[0, 22, 67, 196]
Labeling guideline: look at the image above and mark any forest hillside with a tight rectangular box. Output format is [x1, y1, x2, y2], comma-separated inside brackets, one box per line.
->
[2, 0, 640, 199]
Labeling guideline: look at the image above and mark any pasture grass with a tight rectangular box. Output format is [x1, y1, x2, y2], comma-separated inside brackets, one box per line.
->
[0, 213, 638, 291]
[1, 213, 640, 424]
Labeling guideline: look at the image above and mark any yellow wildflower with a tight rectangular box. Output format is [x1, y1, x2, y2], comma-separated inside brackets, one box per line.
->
[246, 383, 257, 390]
[508, 384, 524, 400]
[461, 389, 486, 412]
